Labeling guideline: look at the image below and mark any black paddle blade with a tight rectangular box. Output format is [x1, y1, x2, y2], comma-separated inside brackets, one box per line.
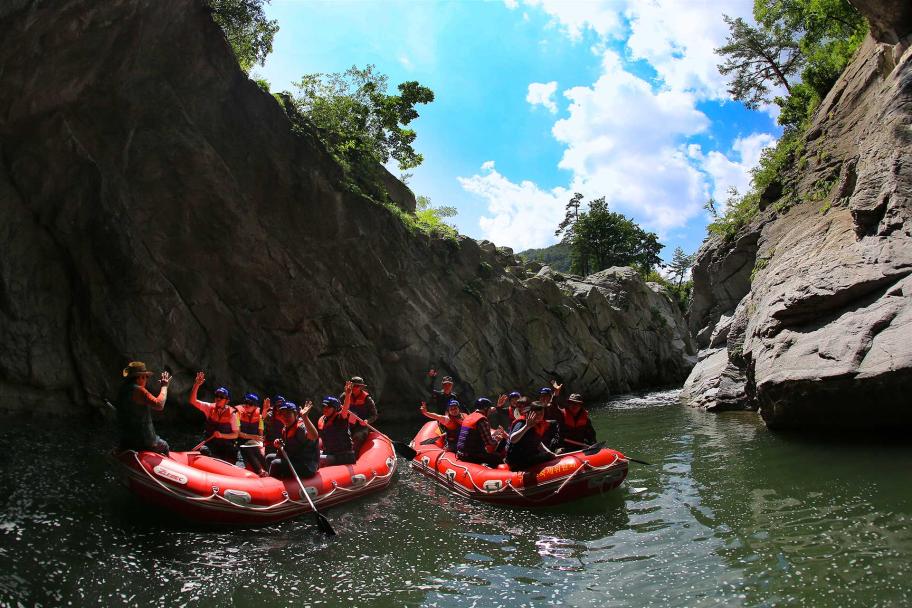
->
[420, 436, 441, 446]
[315, 512, 336, 536]
[392, 441, 417, 460]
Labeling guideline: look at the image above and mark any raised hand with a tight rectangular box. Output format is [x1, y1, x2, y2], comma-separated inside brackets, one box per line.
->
[551, 380, 563, 393]
[419, 401, 427, 413]
[344, 380, 353, 395]
[497, 394, 508, 408]
[194, 371, 205, 387]
[262, 397, 271, 415]
[301, 400, 313, 415]
[160, 371, 171, 386]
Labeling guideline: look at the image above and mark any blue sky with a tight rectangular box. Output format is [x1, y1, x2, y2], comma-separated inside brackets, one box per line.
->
[256, 0, 781, 262]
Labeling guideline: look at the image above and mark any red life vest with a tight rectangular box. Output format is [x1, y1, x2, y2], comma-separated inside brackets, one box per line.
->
[318, 412, 353, 455]
[559, 406, 593, 443]
[437, 414, 463, 451]
[561, 407, 590, 429]
[456, 411, 487, 457]
[237, 406, 261, 437]
[349, 391, 372, 420]
[204, 404, 235, 436]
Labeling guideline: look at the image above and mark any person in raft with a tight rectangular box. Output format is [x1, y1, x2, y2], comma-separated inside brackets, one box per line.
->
[262, 394, 286, 457]
[267, 400, 320, 479]
[456, 397, 507, 467]
[236, 392, 266, 473]
[115, 361, 171, 454]
[188, 371, 240, 462]
[487, 393, 513, 433]
[555, 393, 597, 451]
[318, 382, 365, 465]
[505, 401, 559, 470]
[427, 369, 463, 413]
[419, 398, 465, 452]
[341, 376, 378, 453]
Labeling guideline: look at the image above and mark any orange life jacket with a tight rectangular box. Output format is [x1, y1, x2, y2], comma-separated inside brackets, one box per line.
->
[238, 406, 261, 437]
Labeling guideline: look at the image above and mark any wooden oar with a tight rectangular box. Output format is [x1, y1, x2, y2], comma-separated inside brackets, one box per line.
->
[348, 413, 417, 460]
[564, 439, 653, 465]
[277, 443, 336, 536]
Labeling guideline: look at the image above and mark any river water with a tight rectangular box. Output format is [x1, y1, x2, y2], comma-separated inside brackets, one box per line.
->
[1, 390, 911, 607]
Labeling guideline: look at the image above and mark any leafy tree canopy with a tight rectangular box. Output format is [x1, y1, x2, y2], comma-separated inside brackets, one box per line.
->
[291, 65, 434, 171]
[208, 0, 279, 74]
[556, 194, 664, 277]
[716, 0, 866, 128]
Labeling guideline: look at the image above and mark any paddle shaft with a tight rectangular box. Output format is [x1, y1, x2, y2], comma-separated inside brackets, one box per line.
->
[348, 413, 417, 460]
[562, 438, 652, 464]
[277, 444, 336, 536]
[192, 433, 217, 451]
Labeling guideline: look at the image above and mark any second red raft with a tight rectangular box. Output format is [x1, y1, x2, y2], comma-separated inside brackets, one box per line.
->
[409, 421, 628, 507]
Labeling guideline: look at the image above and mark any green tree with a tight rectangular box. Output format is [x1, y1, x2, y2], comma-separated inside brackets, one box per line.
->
[716, 14, 802, 108]
[668, 247, 697, 287]
[414, 195, 458, 238]
[555, 194, 665, 276]
[716, 0, 866, 128]
[208, 0, 279, 73]
[291, 65, 434, 171]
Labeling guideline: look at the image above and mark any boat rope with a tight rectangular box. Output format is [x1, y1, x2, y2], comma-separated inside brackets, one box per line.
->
[425, 449, 622, 503]
[128, 449, 396, 511]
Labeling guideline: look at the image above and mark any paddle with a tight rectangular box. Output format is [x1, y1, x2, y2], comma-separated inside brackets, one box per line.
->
[277, 443, 336, 536]
[192, 434, 216, 452]
[562, 438, 653, 464]
[348, 413, 417, 460]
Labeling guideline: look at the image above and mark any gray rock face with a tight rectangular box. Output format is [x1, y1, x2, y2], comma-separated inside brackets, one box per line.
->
[682, 30, 912, 429]
[0, 0, 695, 417]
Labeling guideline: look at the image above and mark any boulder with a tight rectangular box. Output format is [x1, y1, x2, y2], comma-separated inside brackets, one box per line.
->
[681, 27, 912, 430]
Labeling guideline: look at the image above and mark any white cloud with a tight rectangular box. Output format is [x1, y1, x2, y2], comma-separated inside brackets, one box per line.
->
[545, 50, 710, 232]
[527, 81, 558, 113]
[689, 132, 776, 206]
[504, 0, 519, 9]
[519, 0, 624, 40]
[624, 0, 753, 100]
[465, 0, 780, 251]
[458, 164, 568, 251]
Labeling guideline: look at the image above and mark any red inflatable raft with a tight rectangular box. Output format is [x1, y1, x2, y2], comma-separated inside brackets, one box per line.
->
[114, 431, 397, 526]
[410, 421, 628, 507]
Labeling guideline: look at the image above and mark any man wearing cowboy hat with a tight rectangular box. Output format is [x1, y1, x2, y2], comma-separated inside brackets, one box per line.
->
[427, 368, 464, 413]
[115, 361, 171, 454]
[339, 376, 378, 453]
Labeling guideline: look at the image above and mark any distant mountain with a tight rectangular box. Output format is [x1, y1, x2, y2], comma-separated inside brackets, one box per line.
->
[517, 242, 572, 273]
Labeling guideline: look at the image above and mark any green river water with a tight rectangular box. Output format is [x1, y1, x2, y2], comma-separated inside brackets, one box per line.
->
[1, 390, 911, 607]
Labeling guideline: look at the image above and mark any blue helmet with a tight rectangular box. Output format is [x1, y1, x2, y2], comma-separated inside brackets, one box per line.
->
[475, 397, 492, 410]
[447, 399, 461, 410]
[278, 401, 298, 412]
[272, 395, 286, 405]
[322, 396, 341, 409]
[508, 391, 521, 398]
[539, 387, 553, 395]
[244, 392, 260, 405]
[214, 386, 230, 399]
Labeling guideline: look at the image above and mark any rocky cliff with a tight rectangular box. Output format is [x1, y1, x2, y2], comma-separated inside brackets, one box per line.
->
[0, 0, 694, 417]
[681, 2, 912, 430]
